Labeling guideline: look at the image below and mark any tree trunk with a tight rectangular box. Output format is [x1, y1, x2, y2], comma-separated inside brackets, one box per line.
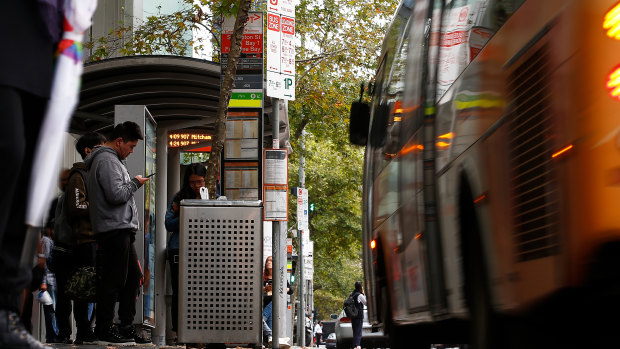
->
[205, 0, 252, 197]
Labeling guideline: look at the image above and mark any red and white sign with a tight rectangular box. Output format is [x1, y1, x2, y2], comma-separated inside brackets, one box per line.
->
[280, 16, 295, 75]
[267, 13, 281, 72]
[222, 12, 264, 54]
[267, 0, 294, 18]
[266, 9, 295, 100]
[222, 33, 263, 54]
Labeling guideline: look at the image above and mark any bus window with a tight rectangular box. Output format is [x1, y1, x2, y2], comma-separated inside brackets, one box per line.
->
[399, 0, 431, 247]
[437, 0, 526, 101]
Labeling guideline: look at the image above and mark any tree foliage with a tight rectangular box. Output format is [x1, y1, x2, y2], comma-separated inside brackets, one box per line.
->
[288, 0, 396, 318]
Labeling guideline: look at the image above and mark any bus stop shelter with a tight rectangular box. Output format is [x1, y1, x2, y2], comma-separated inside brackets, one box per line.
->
[50, 55, 290, 345]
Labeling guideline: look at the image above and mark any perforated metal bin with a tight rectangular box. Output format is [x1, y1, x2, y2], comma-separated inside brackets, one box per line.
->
[178, 200, 263, 345]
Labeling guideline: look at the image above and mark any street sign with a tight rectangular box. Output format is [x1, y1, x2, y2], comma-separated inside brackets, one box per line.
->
[297, 188, 308, 231]
[267, 71, 295, 100]
[280, 16, 295, 75]
[221, 12, 264, 76]
[228, 90, 263, 108]
[232, 74, 263, 89]
[265, 4, 295, 100]
[267, 12, 281, 72]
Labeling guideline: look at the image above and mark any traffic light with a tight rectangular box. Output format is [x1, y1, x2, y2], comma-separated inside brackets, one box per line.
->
[309, 203, 315, 213]
[291, 259, 297, 283]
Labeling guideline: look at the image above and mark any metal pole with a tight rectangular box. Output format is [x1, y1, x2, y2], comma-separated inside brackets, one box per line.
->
[271, 97, 286, 349]
[153, 125, 169, 346]
[298, 130, 305, 346]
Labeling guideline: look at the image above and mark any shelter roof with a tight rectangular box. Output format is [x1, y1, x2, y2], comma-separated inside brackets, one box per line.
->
[72, 55, 221, 134]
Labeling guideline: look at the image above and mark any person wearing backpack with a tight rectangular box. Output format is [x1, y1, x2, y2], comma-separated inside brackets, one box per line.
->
[51, 132, 105, 344]
[349, 281, 366, 349]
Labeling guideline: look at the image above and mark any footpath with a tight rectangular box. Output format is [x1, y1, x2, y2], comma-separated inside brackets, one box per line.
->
[45, 344, 307, 349]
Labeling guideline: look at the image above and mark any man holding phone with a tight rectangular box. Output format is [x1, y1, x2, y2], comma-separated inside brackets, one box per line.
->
[85, 121, 150, 345]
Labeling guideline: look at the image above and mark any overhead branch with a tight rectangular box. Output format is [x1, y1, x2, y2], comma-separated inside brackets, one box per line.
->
[293, 116, 311, 141]
[295, 47, 348, 64]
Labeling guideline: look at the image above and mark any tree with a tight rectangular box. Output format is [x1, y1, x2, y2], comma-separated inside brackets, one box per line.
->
[287, 0, 396, 317]
[204, 0, 252, 196]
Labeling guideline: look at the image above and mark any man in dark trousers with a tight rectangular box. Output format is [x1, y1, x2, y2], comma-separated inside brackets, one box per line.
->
[350, 281, 367, 349]
[53, 132, 106, 344]
[0, 1, 62, 348]
[85, 122, 150, 345]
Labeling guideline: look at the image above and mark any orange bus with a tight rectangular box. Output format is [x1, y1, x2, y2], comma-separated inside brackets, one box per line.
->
[349, 0, 620, 348]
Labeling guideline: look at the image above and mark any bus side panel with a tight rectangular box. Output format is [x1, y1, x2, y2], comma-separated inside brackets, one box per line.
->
[434, 0, 573, 314]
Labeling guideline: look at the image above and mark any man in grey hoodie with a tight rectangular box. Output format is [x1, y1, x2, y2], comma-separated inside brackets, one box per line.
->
[84, 121, 150, 345]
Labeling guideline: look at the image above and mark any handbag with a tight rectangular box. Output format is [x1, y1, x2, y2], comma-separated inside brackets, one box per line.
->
[65, 266, 96, 302]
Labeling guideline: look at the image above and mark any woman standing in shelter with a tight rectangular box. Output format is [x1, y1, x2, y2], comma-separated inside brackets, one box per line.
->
[165, 163, 207, 340]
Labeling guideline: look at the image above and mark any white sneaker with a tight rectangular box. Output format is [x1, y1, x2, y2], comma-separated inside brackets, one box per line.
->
[268, 335, 272, 346]
[278, 337, 291, 349]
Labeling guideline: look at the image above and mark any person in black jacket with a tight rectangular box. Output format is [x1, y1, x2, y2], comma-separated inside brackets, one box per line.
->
[0, 2, 62, 348]
[350, 281, 367, 349]
[164, 162, 207, 337]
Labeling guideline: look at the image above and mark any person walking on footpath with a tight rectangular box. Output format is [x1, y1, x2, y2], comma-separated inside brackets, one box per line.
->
[85, 122, 150, 345]
[313, 320, 322, 346]
[54, 132, 106, 345]
[350, 281, 366, 349]
[39, 229, 58, 343]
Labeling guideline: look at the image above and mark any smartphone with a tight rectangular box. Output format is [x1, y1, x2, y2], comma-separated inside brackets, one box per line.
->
[146, 173, 156, 178]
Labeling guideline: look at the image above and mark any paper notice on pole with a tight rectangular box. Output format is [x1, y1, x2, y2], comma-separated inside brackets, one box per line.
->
[264, 186, 288, 220]
[264, 149, 288, 185]
[304, 241, 313, 280]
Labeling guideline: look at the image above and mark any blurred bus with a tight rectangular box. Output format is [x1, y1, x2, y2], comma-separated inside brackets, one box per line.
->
[349, 0, 620, 348]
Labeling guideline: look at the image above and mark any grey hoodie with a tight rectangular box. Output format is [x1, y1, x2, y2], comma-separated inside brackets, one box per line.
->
[84, 145, 141, 236]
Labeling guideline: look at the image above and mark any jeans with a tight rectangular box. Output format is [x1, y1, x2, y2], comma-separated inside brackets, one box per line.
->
[42, 285, 58, 342]
[167, 248, 179, 332]
[263, 301, 273, 331]
[96, 231, 142, 333]
[262, 318, 272, 337]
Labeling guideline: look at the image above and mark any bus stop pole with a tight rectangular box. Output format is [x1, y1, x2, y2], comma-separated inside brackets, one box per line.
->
[271, 97, 286, 349]
[298, 130, 305, 346]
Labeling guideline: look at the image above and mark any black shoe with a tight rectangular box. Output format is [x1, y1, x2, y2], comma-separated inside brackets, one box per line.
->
[0, 310, 46, 349]
[96, 325, 135, 346]
[49, 337, 72, 344]
[119, 324, 151, 344]
[75, 329, 98, 344]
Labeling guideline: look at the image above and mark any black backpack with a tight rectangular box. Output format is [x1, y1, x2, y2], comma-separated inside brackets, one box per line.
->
[54, 168, 87, 247]
[343, 292, 359, 318]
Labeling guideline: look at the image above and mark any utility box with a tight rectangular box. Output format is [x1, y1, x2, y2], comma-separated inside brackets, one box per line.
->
[178, 200, 263, 345]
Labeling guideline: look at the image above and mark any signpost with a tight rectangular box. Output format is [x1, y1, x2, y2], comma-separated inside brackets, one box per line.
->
[265, 0, 295, 346]
[266, 1, 295, 100]
[222, 12, 264, 201]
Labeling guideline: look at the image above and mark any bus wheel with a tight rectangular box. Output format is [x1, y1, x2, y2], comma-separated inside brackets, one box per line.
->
[460, 182, 499, 349]
[381, 284, 429, 349]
